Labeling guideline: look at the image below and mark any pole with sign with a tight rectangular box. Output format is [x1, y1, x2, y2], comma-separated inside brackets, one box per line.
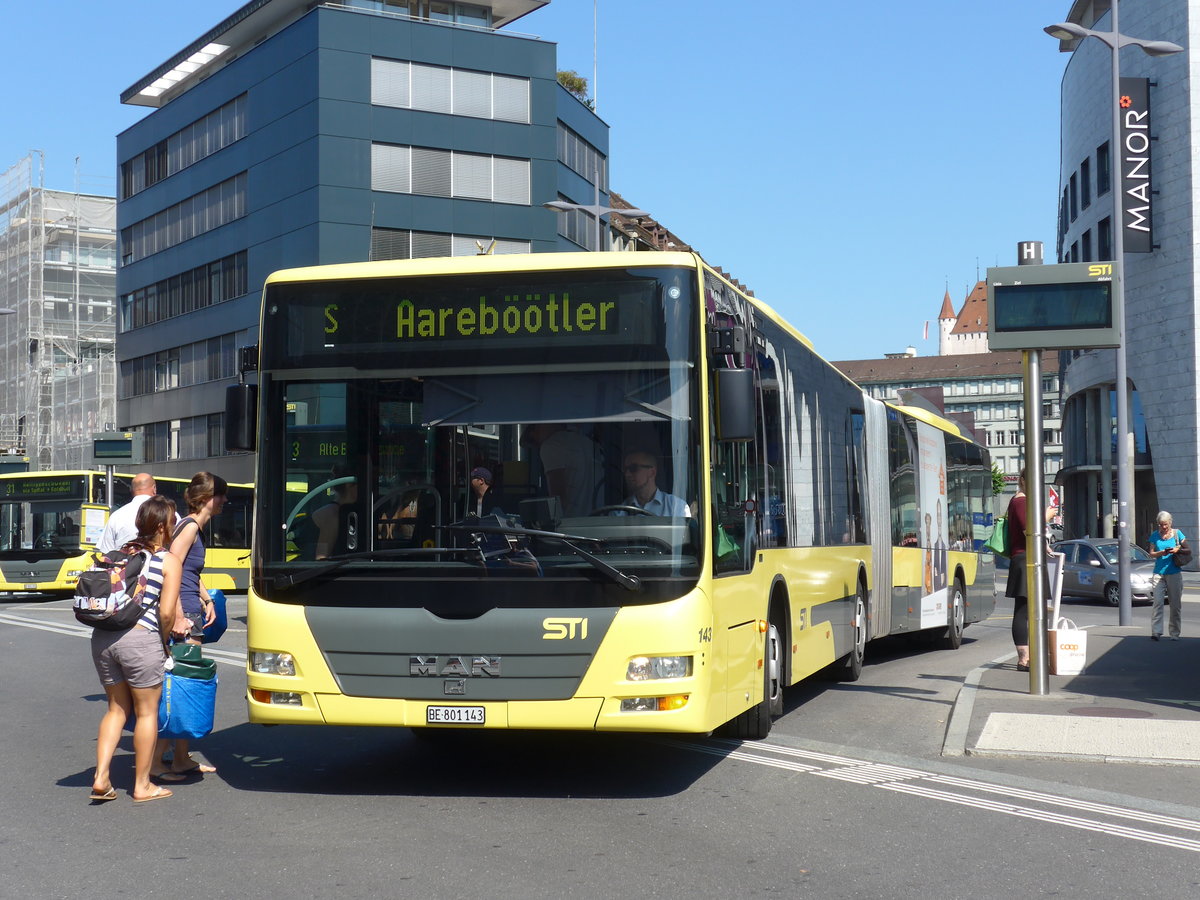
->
[90, 432, 144, 509]
[987, 256, 1120, 694]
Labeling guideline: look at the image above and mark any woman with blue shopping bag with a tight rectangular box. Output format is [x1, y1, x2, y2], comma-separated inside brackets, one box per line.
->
[153, 472, 227, 781]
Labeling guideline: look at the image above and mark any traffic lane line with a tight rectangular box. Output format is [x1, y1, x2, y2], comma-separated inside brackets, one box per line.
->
[660, 737, 1200, 854]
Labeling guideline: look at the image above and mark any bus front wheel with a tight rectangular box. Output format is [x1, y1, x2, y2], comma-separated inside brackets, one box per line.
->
[720, 620, 781, 740]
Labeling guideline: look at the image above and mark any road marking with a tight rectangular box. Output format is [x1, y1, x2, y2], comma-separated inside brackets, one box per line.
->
[0, 612, 246, 667]
[663, 738, 1200, 854]
[1149, 699, 1200, 710]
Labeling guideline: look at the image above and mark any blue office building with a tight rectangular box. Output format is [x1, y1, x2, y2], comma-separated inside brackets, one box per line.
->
[117, 0, 608, 483]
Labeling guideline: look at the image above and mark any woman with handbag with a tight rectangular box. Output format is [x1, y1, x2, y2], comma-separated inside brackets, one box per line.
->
[153, 471, 226, 780]
[1147, 510, 1188, 640]
[1004, 470, 1056, 672]
[89, 496, 186, 803]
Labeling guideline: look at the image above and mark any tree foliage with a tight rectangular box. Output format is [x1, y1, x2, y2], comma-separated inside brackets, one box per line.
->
[557, 70, 592, 107]
[991, 463, 1006, 496]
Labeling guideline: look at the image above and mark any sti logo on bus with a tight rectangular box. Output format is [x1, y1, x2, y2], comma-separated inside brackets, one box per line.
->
[543, 617, 588, 640]
[1088, 264, 1113, 278]
[409, 656, 501, 677]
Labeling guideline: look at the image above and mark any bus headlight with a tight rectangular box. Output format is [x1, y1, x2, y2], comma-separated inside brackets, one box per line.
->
[250, 651, 296, 676]
[620, 695, 689, 712]
[627, 655, 692, 681]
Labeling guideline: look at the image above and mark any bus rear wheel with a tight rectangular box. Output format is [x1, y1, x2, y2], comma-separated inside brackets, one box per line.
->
[833, 585, 866, 682]
[941, 576, 966, 649]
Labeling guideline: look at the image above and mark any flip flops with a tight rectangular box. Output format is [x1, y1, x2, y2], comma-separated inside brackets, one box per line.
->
[89, 787, 118, 802]
[132, 786, 173, 803]
[173, 760, 216, 775]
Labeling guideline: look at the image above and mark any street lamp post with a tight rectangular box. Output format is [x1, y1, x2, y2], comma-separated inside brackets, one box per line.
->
[543, 165, 646, 251]
[1044, 11, 1183, 626]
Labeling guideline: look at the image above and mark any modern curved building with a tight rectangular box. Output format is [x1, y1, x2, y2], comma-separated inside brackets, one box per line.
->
[1051, 0, 1195, 543]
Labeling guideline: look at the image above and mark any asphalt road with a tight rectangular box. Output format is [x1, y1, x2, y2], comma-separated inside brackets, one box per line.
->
[3, 589, 1199, 898]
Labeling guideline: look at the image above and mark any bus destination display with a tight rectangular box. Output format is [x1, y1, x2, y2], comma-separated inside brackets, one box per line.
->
[2, 475, 87, 503]
[270, 275, 666, 363]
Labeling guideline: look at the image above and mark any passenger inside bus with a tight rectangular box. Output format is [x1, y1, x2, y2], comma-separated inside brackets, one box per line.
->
[313, 471, 358, 559]
[520, 423, 606, 518]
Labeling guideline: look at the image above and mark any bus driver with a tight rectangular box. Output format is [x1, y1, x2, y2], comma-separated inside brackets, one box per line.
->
[614, 450, 690, 517]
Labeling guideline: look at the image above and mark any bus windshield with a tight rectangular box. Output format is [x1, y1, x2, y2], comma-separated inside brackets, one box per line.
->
[259, 266, 702, 601]
[0, 474, 89, 557]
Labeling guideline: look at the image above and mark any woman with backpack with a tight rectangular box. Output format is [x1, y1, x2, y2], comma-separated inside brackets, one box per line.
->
[89, 495, 185, 803]
[154, 471, 227, 781]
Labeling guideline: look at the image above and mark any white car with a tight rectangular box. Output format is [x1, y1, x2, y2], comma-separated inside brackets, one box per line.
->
[1051, 538, 1156, 606]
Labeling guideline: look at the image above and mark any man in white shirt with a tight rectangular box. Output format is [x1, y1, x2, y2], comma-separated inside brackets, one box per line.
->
[617, 451, 691, 517]
[96, 473, 158, 552]
[522, 424, 605, 518]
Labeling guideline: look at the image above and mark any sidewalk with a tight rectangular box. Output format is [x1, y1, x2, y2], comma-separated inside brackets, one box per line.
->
[944, 621, 1200, 766]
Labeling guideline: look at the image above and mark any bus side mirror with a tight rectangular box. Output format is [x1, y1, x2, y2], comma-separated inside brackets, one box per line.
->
[716, 368, 755, 441]
[225, 383, 258, 452]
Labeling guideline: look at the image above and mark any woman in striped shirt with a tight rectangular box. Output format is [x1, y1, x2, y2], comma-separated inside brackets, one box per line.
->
[89, 495, 185, 803]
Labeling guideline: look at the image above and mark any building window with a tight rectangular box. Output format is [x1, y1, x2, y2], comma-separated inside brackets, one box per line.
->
[557, 124, 607, 185]
[120, 174, 246, 264]
[1069, 173, 1078, 221]
[1080, 157, 1091, 210]
[371, 143, 529, 204]
[119, 332, 240, 400]
[371, 59, 528, 123]
[1097, 141, 1110, 195]
[370, 226, 529, 259]
[120, 96, 246, 199]
[1098, 216, 1112, 259]
[118, 251, 247, 333]
[1081, 229, 1092, 262]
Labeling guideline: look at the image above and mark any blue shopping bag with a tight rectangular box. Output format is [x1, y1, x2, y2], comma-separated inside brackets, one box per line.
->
[203, 588, 228, 644]
[158, 668, 218, 740]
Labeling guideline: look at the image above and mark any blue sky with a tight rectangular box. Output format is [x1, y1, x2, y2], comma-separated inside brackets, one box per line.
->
[0, 0, 1069, 361]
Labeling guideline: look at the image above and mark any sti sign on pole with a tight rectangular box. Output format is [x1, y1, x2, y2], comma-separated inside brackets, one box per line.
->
[986, 261, 1120, 351]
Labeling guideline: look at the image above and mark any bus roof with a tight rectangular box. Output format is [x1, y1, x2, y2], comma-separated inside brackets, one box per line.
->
[264, 251, 705, 285]
[890, 403, 966, 439]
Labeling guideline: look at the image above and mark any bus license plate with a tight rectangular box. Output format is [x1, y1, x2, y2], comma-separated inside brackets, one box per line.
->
[426, 705, 485, 725]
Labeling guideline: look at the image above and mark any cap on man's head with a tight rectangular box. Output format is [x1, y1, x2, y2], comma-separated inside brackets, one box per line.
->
[471, 467, 493, 485]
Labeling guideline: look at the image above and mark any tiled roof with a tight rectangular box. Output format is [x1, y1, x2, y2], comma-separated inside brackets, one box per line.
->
[938, 289, 956, 320]
[951, 281, 989, 334]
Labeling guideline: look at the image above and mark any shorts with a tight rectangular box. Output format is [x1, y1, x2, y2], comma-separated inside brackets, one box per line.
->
[92, 626, 166, 689]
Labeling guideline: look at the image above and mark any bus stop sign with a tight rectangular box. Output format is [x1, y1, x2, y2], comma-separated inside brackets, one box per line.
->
[986, 261, 1121, 351]
[91, 432, 144, 467]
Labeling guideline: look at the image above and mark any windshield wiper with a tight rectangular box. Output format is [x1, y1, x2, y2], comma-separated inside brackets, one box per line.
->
[273, 547, 483, 590]
[444, 523, 642, 592]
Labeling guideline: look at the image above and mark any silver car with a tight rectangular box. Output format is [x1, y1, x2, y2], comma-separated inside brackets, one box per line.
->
[1051, 538, 1155, 606]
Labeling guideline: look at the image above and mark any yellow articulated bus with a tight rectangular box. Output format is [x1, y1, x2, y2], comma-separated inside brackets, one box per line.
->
[0, 471, 252, 597]
[227, 252, 994, 739]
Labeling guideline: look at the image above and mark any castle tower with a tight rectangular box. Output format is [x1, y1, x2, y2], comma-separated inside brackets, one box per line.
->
[937, 289, 956, 356]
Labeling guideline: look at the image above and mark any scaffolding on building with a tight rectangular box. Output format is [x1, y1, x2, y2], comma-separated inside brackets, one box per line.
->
[0, 152, 117, 471]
